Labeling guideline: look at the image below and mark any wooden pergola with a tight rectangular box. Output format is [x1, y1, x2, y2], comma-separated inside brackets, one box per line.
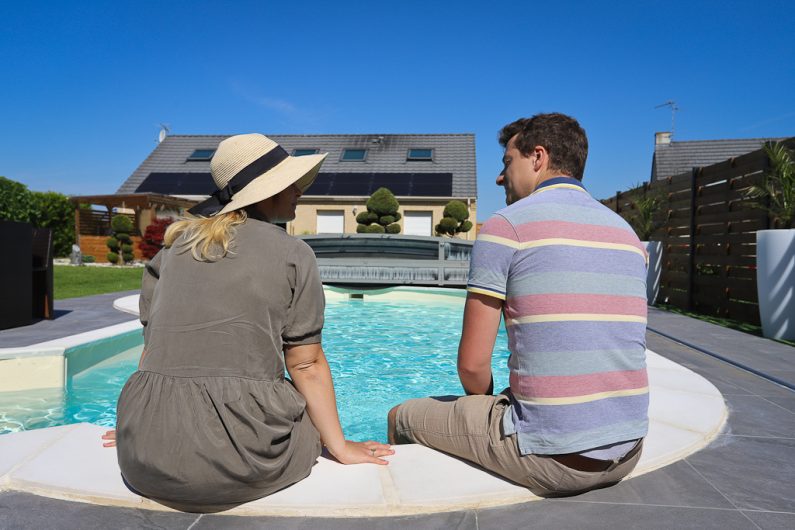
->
[69, 193, 199, 261]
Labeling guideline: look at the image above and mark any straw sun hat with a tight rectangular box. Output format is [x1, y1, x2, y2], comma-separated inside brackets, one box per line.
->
[189, 134, 327, 217]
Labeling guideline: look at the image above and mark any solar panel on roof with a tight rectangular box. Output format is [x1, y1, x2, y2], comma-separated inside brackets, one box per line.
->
[135, 173, 216, 195]
[304, 173, 453, 197]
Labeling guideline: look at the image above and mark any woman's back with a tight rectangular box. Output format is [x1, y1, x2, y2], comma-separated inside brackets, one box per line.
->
[116, 217, 325, 512]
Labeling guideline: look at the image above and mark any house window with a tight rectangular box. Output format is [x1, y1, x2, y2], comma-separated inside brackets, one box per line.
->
[341, 149, 367, 161]
[292, 148, 319, 156]
[316, 210, 345, 234]
[403, 211, 433, 236]
[407, 148, 433, 161]
[186, 149, 215, 161]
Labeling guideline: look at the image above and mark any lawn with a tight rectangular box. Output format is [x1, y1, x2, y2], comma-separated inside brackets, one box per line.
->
[54, 265, 143, 300]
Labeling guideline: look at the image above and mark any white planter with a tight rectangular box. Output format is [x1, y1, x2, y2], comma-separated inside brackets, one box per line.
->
[756, 229, 795, 340]
[643, 241, 663, 306]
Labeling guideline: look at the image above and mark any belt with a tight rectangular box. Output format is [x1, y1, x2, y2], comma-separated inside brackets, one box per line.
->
[550, 440, 643, 473]
[550, 453, 614, 472]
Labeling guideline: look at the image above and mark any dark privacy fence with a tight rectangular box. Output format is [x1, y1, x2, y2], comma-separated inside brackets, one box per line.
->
[601, 138, 795, 325]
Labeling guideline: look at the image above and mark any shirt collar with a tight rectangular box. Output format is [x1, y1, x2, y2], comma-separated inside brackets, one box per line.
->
[534, 176, 587, 192]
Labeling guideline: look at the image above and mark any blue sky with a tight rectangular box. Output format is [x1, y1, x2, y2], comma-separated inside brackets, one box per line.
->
[1, 0, 793, 220]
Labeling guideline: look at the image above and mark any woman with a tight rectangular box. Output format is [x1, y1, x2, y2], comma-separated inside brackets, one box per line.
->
[102, 134, 393, 513]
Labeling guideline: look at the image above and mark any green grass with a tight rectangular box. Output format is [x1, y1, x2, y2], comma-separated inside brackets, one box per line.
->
[54, 265, 143, 300]
[655, 304, 795, 348]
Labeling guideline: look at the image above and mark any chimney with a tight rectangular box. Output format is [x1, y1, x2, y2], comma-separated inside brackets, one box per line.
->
[655, 132, 672, 145]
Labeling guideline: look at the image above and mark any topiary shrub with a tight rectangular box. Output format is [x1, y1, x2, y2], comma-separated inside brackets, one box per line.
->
[435, 200, 473, 237]
[356, 188, 401, 234]
[107, 214, 135, 264]
[139, 217, 174, 259]
[111, 215, 134, 234]
[83, 255, 95, 264]
[363, 223, 386, 233]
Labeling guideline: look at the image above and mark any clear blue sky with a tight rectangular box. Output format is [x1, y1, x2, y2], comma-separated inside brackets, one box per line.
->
[2, 0, 793, 220]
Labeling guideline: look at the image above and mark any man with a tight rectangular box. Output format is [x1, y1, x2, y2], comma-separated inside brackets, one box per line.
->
[388, 113, 649, 496]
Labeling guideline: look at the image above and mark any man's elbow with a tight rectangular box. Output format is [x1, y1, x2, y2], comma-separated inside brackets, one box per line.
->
[458, 361, 488, 380]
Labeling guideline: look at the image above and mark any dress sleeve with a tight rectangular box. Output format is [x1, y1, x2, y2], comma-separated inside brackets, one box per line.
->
[466, 214, 518, 301]
[283, 241, 325, 345]
[139, 249, 162, 327]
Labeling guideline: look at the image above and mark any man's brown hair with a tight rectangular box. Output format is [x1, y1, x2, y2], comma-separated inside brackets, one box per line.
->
[499, 113, 588, 180]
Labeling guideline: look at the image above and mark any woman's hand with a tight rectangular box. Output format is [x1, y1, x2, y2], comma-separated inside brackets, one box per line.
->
[327, 440, 394, 465]
[101, 430, 116, 448]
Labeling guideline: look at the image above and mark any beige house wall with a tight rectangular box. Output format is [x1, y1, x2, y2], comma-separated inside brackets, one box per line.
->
[288, 197, 478, 241]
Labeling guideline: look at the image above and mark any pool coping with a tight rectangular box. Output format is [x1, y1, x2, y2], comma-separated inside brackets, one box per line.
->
[0, 291, 729, 517]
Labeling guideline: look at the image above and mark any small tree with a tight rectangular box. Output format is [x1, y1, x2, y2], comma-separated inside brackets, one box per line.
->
[139, 217, 174, 259]
[107, 214, 135, 264]
[745, 142, 795, 229]
[627, 185, 665, 241]
[435, 200, 473, 237]
[356, 187, 401, 234]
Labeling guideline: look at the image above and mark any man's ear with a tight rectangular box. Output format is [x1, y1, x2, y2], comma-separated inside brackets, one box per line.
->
[533, 146, 547, 171]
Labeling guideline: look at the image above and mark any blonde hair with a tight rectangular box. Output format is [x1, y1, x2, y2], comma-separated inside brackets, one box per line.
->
[164, 210, 247, 262]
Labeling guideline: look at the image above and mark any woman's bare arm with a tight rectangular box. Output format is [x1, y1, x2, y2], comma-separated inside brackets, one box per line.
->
[285, 343, 392, 465]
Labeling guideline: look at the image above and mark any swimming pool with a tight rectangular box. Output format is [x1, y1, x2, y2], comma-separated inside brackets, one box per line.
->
[0, 295, 510, 442]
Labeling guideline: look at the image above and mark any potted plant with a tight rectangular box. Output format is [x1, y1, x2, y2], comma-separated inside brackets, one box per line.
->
[746, 141, 795, 340]
[627, 186, 665, 305]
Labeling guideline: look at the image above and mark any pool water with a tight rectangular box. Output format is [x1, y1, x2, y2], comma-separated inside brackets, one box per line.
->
[0, 298, 510, 442]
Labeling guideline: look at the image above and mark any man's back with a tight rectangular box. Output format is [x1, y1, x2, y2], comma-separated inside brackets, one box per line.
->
[469, 177, 649, 455]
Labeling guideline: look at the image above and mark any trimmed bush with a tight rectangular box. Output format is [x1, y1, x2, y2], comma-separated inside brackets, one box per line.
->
[107, 252, 119, 263]
[435, 200, 473, 237]
[107, 214, 135, 264]
[0, 177, 75, 256]
[363, 223, 385, 233]
[111, 215, 134, 233]
[357, 188, 401, 234]
[0, 176, 35, 222]
[82, 255, 95, 263]
[367, 187, 399, 215]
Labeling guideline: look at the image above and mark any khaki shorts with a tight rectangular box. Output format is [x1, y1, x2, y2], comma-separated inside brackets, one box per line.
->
[393, 393, 643, 496]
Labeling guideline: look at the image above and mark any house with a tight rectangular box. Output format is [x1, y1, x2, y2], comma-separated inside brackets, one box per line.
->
[116, 133, 478, 239]
[650, 132, 787, 181]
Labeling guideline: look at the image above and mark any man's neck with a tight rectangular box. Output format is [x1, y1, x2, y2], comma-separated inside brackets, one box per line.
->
[532, 171, 576, 193]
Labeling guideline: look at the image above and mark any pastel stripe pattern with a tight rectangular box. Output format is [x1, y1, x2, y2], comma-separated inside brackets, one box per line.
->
[468, 179, 649, 455]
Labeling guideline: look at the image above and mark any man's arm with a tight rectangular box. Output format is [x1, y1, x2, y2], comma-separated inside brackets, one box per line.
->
[457, 292, 503, 395]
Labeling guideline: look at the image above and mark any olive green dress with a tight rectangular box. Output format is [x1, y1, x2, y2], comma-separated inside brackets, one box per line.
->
[115, 218, 324, 512]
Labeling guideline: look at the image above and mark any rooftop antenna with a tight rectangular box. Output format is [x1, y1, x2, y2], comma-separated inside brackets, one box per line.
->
[157, 123, 170, 144]
[654, 101, 679, 138]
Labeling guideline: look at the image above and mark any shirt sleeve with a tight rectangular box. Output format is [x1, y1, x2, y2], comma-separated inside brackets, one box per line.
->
[139, 249, 162, 327]
[466, 214, 518, 301]
[283, 241, 325, 345]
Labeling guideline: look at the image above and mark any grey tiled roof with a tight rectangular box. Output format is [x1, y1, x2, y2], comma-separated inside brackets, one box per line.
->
[117, 134, 477, 198]
[651, 137, 786, 180]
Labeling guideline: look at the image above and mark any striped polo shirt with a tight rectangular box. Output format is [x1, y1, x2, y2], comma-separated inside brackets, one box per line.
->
[468, 177, 649, 456]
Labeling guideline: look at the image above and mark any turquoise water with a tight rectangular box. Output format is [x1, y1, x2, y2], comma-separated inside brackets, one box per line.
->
[0, 298, 510, 442]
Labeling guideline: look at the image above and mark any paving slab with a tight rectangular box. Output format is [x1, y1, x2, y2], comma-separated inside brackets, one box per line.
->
[0, 290, 141, 348]
[648, 306, 795, 388]
[687, 435, 795, 513]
